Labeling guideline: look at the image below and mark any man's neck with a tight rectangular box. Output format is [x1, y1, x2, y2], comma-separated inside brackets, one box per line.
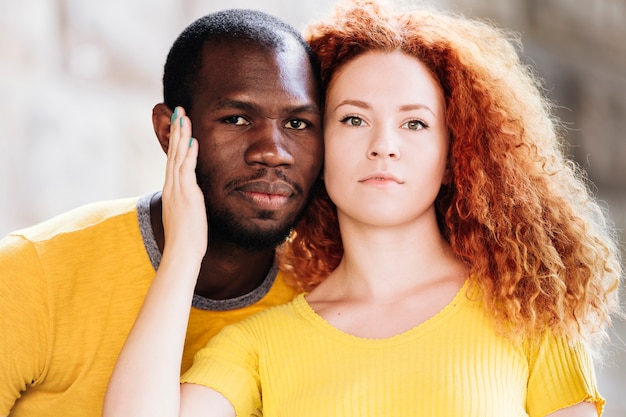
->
[194, 246, 275, 300]
[149, 193, 276, 300]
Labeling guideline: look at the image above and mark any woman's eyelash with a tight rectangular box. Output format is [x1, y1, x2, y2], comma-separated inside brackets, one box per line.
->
[337, 115, 429, 130]
[339, 115, 365, 127]
[404, 119, 429, 130]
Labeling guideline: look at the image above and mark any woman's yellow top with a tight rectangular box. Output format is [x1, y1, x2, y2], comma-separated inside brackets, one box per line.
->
[182, 280, 603, 417]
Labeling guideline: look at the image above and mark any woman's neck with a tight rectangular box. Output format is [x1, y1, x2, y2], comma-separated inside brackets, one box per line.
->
[305, 214, 469, 338]
[313, 214, 468, 303]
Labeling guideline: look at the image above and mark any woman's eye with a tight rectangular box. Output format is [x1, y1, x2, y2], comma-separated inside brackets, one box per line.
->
[403, 120, 428, 130]
[284, 119, 309, 130]
[223, 116, 250, 126]
[340, 116, 365, 127]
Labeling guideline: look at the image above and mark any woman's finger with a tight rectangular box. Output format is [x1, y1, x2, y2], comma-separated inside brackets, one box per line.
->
[161, 107, 207, 257]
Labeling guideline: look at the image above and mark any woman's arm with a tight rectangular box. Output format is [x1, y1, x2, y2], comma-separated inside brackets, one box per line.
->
[545, 401, 598, 417]
[103, 107, 232, 417]
[180, 384, 236, 417]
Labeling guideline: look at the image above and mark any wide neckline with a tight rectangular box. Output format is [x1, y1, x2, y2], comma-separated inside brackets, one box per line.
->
[294, 278, 474, 346]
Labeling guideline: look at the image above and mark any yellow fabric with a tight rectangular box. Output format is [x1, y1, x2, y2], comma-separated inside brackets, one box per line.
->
[0, 197, 298, 417]
[182, 281, 604, 417]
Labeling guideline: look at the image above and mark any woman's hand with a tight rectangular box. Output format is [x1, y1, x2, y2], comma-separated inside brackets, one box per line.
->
[162, 106, 208, 262]
[103, 106, 209, 417]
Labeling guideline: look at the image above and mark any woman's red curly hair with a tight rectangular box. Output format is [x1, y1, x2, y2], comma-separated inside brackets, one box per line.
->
[279, 0, 622, 345]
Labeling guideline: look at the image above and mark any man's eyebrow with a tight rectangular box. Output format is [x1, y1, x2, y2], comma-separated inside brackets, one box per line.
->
[213, 99, 258, 112]
[213, 100, 320, 116]
[288, 104, 321, 116]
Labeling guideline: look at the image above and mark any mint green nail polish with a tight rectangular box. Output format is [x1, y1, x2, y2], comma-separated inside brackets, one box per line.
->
[189, 137, 195, 148]
[170, 107, 178, 124]
[180, 116, 183, 128]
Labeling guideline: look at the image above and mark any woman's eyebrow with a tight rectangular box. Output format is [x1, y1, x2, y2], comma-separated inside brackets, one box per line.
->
[333, 99, 371, 112]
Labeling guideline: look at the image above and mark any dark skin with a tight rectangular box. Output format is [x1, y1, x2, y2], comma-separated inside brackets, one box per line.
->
[150, 38, 323, 300]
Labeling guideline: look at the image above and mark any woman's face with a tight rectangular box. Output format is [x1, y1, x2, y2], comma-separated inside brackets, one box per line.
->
[323, 51, 449, 229]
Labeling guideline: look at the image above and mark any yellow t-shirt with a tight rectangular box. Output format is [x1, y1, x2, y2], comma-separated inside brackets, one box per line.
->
[182, 281, 603, 417]
[0, 193, 298, 417]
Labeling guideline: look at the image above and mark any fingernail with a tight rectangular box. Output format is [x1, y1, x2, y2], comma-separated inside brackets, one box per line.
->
[180, 116, 183, 128]
[170, 107, 178, 124]
[189, 137, 195, 147]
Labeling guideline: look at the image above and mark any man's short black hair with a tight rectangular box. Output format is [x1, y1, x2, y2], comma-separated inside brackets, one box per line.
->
[162, 9, 319, 112]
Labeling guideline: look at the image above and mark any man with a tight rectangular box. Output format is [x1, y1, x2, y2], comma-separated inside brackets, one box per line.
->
[0, 9, 323, 416]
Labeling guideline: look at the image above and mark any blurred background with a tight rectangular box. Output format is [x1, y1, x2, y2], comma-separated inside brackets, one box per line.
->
[0, 0, 624, 414]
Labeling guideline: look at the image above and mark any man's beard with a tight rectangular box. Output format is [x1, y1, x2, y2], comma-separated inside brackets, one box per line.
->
[199, 174, 317, 252]
[205, 203, 294, 251]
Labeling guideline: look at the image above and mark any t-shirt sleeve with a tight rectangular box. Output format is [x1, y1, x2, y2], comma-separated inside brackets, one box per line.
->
[0, 235, 50, 415]
[525, 331, 603, 417]
[181, 322, 261, 417]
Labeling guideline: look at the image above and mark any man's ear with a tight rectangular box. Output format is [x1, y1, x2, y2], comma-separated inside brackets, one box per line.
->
[152, 103, 174, 155]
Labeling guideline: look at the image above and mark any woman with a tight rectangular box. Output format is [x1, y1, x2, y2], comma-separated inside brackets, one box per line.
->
[104, 1, 622, 416]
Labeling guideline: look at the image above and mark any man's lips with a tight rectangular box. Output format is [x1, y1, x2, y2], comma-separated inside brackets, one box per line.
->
[235, 181, 295, 208]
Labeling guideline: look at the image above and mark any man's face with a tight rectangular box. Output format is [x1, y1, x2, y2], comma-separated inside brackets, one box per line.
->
[188, 39, 323, 250]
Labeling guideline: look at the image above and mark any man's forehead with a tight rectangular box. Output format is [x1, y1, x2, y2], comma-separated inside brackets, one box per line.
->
[195, 42, 319, 107]
[201, 36, 289, 59]
[210, 95, 320, 116]
[209, 42, 311, 82]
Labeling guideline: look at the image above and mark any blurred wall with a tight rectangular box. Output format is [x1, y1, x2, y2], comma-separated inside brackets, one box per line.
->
[1, 0, 624, 415]
[0, 0, 337, 236]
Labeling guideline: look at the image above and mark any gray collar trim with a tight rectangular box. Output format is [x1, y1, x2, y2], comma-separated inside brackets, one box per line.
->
[136, 191, 278, 311]
[191, 263, 278, 311]
[137, 192, 160, 271]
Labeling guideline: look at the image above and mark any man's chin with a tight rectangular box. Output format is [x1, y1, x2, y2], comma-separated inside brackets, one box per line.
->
[208, 219, 293, 251]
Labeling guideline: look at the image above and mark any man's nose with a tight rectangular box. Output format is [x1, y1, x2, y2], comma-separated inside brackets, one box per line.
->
[244, 121, 295, 167]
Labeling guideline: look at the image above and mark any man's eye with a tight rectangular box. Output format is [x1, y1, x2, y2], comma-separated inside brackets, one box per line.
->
[284, 119, 309, 130]
[223, 116, 250, 126]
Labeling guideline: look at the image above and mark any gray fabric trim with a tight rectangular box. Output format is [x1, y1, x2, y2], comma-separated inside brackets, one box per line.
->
[191, 263, 278, 311]
[136, 191, 278, 312]
[137, 192, 161, 271]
